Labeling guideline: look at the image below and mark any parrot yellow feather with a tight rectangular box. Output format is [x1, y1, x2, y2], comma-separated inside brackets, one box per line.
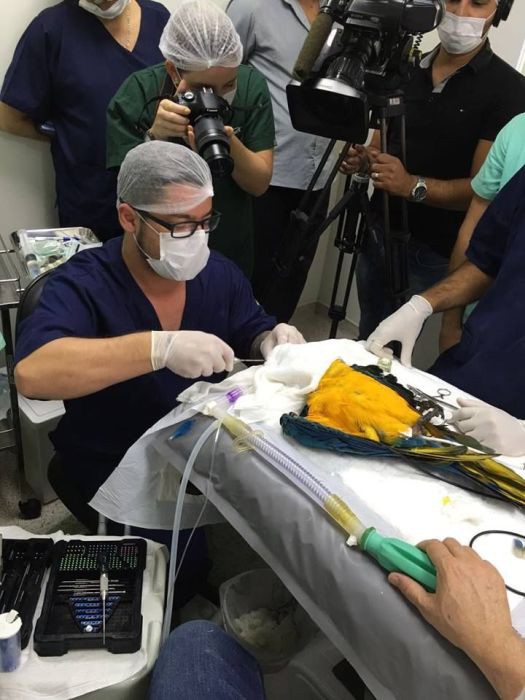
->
[306, 360, 421, 444]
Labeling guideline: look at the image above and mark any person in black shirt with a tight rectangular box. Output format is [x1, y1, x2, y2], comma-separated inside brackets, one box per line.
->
[342, 0, 525, 339]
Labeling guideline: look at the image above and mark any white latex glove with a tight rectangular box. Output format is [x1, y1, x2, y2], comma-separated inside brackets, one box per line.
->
[366, 295, 433, 366]
[454, 398, 525, 457]
[260, 323, 306, 359]
[151, 330, 234, 379]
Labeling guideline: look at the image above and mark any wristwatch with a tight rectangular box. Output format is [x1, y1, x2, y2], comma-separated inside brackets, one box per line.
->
[409, 176, 427, 203]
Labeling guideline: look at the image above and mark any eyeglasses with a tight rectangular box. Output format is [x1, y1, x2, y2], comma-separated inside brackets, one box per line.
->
[133, 207, 222, 239]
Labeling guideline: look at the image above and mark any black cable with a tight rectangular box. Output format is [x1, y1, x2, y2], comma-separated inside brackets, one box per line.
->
[135, 94, 170, 137]
[469, 530, 525, 597]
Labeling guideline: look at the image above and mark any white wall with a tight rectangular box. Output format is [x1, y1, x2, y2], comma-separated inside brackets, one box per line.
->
[0, 0, 228, 236]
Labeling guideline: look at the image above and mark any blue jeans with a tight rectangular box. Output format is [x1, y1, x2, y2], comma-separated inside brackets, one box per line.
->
[149, 621, 266, 700]
[356, 226, 449, 339]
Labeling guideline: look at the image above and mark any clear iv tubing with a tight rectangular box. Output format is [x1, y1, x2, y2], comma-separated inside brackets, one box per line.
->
[161, 419, 220, 643]
[161, 388, 244, 643]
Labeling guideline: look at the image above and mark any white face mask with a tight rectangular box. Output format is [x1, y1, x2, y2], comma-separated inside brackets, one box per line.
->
[222, 87, 237, 106]
[136, 220, 210, 281]
[437, 10, 493, 55]
[79, 0, 130, 20]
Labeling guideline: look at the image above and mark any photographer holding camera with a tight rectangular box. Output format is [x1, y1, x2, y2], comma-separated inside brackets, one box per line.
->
[107, 0, 275, 278]
[341, 0, 525, 339]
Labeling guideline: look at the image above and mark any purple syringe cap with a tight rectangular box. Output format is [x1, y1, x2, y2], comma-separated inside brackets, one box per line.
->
[226, 387, 244, 404]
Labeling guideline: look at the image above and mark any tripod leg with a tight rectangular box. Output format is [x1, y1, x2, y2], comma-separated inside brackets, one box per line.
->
[329, 217, 366, 339]
[328, 246, 349, 339]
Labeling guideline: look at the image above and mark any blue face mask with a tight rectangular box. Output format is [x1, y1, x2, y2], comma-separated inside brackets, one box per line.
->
[78, 0, 130, 20]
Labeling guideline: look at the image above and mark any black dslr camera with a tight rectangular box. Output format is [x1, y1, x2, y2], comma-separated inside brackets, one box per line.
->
[171, 87, 234, 178]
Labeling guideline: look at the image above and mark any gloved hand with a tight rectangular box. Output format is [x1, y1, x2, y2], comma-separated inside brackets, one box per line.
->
[454, 398, 525, 457]
[260, 323, 306, 359]
[366, 295, 433, 366]
[151, 330, 234, 379]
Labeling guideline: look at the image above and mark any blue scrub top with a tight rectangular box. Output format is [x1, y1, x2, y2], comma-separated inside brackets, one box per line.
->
[15, 239, 276, 498]
[0, 0, 169, 240]
[431, 165, 525, 418]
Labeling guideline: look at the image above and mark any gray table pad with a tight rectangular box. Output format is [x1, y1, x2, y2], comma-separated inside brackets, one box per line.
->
[154, 415, 497, 700]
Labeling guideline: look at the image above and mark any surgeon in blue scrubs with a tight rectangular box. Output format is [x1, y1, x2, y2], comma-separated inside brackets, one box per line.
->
[14, 141, 304, 523]
[0, 0, 169, 240]
[365, 165, 525, 457]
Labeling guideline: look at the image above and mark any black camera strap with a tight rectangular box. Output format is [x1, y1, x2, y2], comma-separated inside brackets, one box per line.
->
[134, 75, 176, 137]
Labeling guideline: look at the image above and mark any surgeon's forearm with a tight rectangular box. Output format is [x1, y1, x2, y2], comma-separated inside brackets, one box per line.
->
[450, 195, 490, 273]
[422, 261, 492, 313]
[441, 195, 491, 331]
[230, 136, 273, 196]
[0, 102, 49, 141]
[15, 334, 153, 400]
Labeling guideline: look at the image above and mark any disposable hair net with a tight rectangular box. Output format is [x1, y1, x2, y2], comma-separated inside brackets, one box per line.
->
[159, 0, 242, 72]
[117, 141, 214, 214]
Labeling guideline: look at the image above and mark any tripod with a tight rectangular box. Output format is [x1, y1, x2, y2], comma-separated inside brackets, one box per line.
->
[273, 92, 411, 339]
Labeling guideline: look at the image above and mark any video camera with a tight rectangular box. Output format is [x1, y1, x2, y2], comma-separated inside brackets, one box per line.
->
[171, 88, 234, 178]
[287, 0, 445, 144]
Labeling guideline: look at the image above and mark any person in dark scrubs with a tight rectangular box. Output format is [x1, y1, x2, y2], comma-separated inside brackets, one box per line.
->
[0, 0, 169, 241]
[14, 140, 303, 526]
[365, 165, 525, 457]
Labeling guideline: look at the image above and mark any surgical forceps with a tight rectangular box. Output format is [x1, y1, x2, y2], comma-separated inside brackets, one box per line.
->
[434, 387, 452, 401]
[407, 385, 457, 411]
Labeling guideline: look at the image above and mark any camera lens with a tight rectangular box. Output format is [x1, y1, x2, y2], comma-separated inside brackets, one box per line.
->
[200, 143, 234, 178]
[193, 115, 234, 178]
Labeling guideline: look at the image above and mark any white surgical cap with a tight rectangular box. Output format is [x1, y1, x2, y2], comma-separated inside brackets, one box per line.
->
[159, 0, 242, 72]
[117, 141, 214, 214]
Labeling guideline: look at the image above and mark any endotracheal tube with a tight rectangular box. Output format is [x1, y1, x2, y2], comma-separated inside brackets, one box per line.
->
[218, 411, 366, 541]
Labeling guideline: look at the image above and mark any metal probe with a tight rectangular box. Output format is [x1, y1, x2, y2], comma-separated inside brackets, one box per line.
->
[234, 357, 265, 364]
[99, 554, 109, 647]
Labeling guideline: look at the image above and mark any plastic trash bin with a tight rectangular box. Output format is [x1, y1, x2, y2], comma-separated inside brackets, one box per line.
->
[220, 568, 317, 673]
[18, 396, 64, 503]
